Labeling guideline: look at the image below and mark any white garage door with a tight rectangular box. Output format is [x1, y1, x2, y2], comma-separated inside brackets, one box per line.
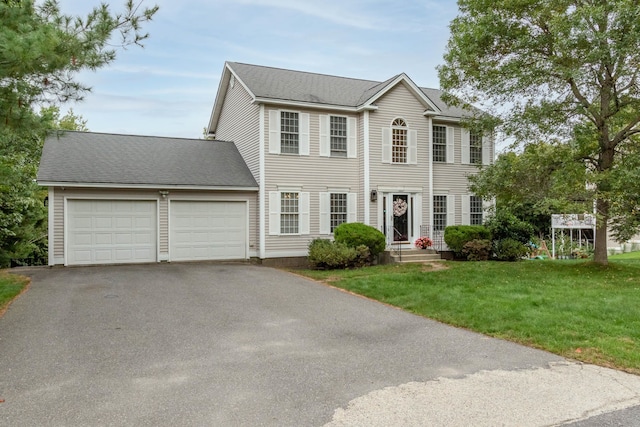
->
[170, 201, 246, 261]
[67, 200, 157, 265]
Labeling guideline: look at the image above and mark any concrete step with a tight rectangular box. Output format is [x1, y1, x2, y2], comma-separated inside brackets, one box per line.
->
[386, 249, 442, 264]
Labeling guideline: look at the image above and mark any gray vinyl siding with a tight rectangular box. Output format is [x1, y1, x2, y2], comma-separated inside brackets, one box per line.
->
[432, 124, 491, 225]
[216, 79, 261, 181]
[263, 105, 361, 255]
[49, 187, 258, 265]
[367, 82, 431, 232]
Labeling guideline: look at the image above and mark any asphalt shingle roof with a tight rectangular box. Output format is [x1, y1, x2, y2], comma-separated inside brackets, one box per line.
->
[227, 62, 471, 118]
[37, 131, 258, 188]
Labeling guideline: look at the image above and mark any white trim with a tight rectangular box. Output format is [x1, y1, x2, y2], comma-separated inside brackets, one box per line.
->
[377, 186, 423, 193]
[299, 112, 310, 156]
[428, 116, 434, 238]
[319, 115, 330, 157]
[269, 191, 280, 236]
[363, 111, 370, 225]
[47, 187, 55, 266]
[433, 116, 464, 123]
[381, 127, 391, 163]
[259, 104, 266, 259]
[319, 192, 330, 235]
[299, 192, 310, 235]
[255, 97, 378, 112]
[461, 195, 471, 226]
[269, 109, 280, 154]
[347, 117, 357, 159]
[157, 200, 161, 262]
[447, 195, 456, 227]
[407, 129, 417, 164]
[39, 182, 258, 191]
[446, 126, 455, 164]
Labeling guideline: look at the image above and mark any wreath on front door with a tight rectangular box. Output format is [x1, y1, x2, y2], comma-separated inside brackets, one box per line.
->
[393, 198, 408, 217]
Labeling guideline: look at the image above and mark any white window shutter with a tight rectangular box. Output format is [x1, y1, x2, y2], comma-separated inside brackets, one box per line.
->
[347, 117, 357, 158]
[461, 195, 471, 225]
[461, 129, 470, 164]
[269, 191, 280, 235]
[446, 126, 455, 164]
[299, 113, 310, 156]
[482, 135, 491, 165]
[408, 129, 418, 164]
[381, 128, 391, 163]
[299, 192, 310, 234]
[319, 115, 330, 157]
[348, 193, 357, 223]
[319, 192, 330, 235]
[447, 195, 456, 227]
[268, 110, 281, 154]
[413, 194, 422, 234]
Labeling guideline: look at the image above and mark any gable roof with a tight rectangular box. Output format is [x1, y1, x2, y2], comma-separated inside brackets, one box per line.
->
[209, 62, 475, 133]
[37, 131, 258, 190]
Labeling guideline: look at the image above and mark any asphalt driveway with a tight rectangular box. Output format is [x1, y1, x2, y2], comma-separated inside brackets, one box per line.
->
[1, 263, 640, 426]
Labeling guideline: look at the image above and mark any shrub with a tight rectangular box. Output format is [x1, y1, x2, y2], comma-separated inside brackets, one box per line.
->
[308, 239, 357, 269]
[462, 239, 491, 261]
[493, 238, 530, 261]
[334, 222, 386, 258]
[444, 225, 491, 255]
[485, 210, 534, 244]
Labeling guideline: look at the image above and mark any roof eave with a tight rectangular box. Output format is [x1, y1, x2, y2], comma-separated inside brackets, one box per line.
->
[253, 97, 378, 112]
[38, 181, 259, 192]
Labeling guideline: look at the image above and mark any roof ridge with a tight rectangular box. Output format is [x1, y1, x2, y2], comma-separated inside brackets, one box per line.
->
[50, 130, 220, 143]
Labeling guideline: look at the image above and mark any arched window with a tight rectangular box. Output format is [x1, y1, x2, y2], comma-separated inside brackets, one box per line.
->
[391, 118, 407, 163]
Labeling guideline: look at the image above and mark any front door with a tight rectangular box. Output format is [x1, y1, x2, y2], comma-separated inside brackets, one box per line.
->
[383, 194, 412, 245]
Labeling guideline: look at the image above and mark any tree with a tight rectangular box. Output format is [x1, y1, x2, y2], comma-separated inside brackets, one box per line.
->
[468, 142, 591, 236]
[439, 0, 640, 265]
[0, 1, 158, 266]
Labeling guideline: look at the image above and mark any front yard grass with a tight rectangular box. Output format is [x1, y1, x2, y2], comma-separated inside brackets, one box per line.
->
[0, 271, 29, 316]
[297, 257, 640, 374]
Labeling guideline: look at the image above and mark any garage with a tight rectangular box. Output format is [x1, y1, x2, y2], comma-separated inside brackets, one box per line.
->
[67, 199, 157, 265]
[170, 201, 246, 261]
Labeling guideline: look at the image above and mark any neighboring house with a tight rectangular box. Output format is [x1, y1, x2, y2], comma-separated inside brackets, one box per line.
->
[37, 132, 258, 266]
[208, 62, 494, 262]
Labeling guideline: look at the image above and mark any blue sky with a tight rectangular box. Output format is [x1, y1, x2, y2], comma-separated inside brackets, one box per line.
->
[58, 0, 459, 139]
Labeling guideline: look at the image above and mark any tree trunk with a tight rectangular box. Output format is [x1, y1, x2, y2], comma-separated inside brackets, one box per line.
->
[593, 197, 609, 265]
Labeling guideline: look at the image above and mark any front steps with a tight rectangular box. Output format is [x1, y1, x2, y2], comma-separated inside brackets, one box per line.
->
[385, 248, 442, 264]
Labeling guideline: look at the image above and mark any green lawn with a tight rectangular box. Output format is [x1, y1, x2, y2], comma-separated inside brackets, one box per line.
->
[0, 272, 29, 316]
[297, 257, 640, 374]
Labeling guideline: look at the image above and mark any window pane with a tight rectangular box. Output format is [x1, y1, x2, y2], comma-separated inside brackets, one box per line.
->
[280, 192, 299, 234]
[330, 116, 347, 156]
[470, 132, 482, 164]
[330, 193, 347, 232]
[433, 125, 447, 162]
[433, 195, 447, 231]
[392, 128, 407, 163]
[281, 112, 299, 154]
[470, 195, 483, 225]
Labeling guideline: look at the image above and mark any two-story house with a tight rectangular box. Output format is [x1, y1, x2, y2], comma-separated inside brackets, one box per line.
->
[37, 61, 492, 266]
[208, 62, 493, 262]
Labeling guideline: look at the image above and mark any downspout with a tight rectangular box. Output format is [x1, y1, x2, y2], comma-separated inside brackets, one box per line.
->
[259, 104, 266, 260]
[363, 110, 370, 225]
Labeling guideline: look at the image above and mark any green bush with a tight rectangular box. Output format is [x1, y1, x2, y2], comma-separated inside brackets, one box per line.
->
[493, 238, 530, 261]
[334, 222, 386, 258]
[485, 210, 534, 244]
[444, 225, 491, 255]
[462, 239, 492, 261]
[308, 239, 357, 269]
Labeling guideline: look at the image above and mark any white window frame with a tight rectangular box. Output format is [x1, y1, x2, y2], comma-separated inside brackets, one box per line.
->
[319, 192, 357, 235]
[320, 115, 357, 158]
[268, 110, 309, 156]
[269, 190, 310, 235]
[462, 195, 484, 225]
[433, 194, 456, 231]
[462, 129, 490, 165]
[382, 118, 417, 164]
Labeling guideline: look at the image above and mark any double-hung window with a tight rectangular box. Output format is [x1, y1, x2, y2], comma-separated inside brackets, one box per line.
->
[432, 125, 447, 162]
[330, 116, 347, 157]
[280, 112, 299, 154]
[470, 195, 483, 225]
[469, 131, 482, 164]
[391, 118, 407, 163]
[280, 192, 299, 234]
[330, 193, 347, 232]
[433, 195, 447, 232]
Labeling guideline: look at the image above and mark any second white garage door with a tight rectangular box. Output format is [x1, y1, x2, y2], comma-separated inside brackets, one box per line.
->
[170, 201, 247, 261]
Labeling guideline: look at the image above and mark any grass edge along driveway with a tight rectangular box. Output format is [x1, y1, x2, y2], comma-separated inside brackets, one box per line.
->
[296, 255, 640, 375]
[0, 271, 29, 317]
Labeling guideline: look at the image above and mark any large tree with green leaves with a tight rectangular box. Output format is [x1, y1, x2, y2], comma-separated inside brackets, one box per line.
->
[0, 0, 157, 266]
[439, 0, 640, 265]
